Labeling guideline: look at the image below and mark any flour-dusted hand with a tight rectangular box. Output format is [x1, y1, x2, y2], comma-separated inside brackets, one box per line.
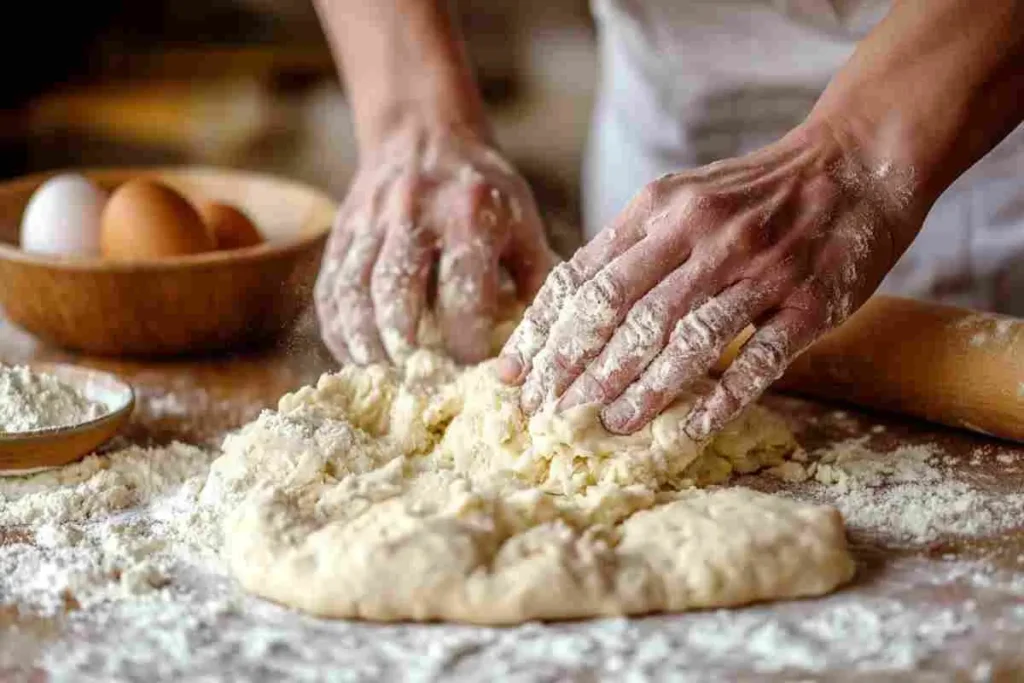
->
[316, 127, 556, 365]
[499, 122, 923, 440]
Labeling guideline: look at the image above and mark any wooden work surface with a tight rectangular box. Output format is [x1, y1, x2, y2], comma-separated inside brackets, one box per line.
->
[1, 311, 1023, 681]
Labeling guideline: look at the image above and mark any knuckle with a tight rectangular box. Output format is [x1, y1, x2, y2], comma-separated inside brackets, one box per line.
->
[644, 173, 680, 203]
[791, 278, 834, 321]
[577, 269, 629, 320]
[503, 317, 544, 358]
[546, 260, 587, 298]
[622, 298, 671, 349]
[737, 336, 790, 380]
[707, 381, 747, 422]
[630, 180, 669, 217]
[667, 301, 734, 363]
[580, 372, 614, 404]
[684, 187, 732, 217]
[720, 356, 777, 409]
[536, 339, 574, 374]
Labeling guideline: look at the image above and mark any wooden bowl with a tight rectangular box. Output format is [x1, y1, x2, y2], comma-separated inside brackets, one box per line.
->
[0, 167, 336, 356]
[0, 363, 134, 474]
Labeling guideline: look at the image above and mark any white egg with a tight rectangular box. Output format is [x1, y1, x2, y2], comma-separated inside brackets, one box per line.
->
[20, 173, 108, 256]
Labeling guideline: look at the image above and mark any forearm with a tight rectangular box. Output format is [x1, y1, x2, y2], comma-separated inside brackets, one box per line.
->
[312, 0, 489, 154]
[809, 0, 1024, 233]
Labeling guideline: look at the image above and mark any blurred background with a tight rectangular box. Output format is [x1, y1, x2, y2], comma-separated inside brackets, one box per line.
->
[0, 0, 595, 256]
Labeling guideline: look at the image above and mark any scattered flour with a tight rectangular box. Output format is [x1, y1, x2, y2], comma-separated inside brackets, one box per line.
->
[0, 442, 217, 614]
[0, 365, 105, 433]
[138, 391, 192, 421]
[1, 394, 1023, 678]
[808, 437, 1024, 545]
[814, 438, 941, 490]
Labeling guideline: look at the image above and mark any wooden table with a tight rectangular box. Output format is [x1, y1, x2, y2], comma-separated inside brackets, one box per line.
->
[1, 312, 1023, 681]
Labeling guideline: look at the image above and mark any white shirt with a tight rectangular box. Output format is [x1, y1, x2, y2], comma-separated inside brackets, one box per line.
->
[584, 0, 1024, 315]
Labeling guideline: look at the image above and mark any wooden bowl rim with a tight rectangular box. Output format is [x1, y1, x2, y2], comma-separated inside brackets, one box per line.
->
[0, 363, 135, 442]
[0, 166, 337, 272]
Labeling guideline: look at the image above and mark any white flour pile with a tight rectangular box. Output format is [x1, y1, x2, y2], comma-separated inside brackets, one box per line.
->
[0, 365, 105, 433]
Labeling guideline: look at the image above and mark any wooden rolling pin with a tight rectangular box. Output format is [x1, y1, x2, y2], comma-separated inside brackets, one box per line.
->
[717, 296, 1024, 443]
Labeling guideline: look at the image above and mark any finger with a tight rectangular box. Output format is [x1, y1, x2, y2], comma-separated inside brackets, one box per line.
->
[497, 199, 649, 385]
[682, 294, 825, 442]
[315, 287, 353, 365]
[504, 235, 558, 303]
[371, 221, 434, 363]
[556, 193, 798, 412]
[437, 235, 500, 364]
[519, 228, 691, 414]
[314, 227, 353, 365]
[500, 191, 558, 300]
[333, 224, 388, 365]
[430, 178, 511, 364]
[600, 275, 784, 434]
[557, 254, 723, 411]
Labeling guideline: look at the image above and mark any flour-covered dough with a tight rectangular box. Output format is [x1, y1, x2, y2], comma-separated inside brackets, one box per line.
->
[203, 351, 854, 624]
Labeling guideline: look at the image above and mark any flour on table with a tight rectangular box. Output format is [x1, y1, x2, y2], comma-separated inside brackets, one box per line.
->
[814, 438, 941, 490]
[0, 365, 104, 434]
[807, 437, 1024, 545]
[200, 350, 854, 624]
[3, 371, 1024, 676]
[0, 442, 216, 614]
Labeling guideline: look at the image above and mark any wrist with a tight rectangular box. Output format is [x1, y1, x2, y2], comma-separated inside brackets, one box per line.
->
[803, 0, 1024, 228]
[787, 114, 928, 258]
[807, 98, 931, 199]
[354, 95, 492, 160]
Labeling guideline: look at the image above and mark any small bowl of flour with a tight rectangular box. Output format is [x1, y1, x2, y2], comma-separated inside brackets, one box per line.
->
[0, 363, 134, 473]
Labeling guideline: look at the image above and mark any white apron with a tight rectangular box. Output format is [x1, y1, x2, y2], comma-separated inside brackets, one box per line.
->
[584, 0, 1024, 315]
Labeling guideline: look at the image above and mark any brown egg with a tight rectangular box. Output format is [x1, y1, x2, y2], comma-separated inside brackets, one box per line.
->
[100, 180, 215, 261]
[198, 201, 263, 250]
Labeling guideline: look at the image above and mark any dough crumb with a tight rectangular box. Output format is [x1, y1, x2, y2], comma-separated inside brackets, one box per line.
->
[768, 461, 811, 483]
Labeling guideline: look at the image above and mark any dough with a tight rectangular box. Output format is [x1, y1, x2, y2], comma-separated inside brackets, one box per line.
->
[203, 351, 854, 624]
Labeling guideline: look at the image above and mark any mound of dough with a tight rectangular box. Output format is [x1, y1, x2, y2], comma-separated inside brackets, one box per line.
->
[203, 351, 854, 624]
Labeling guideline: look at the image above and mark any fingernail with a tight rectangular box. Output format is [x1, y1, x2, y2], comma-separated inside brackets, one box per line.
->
[601, 401, 635, 434]
[497, 354, 525, 384]
[683, 401, 714, 442]
[558, 374, 607, 412]
[521, 378, 544, 414]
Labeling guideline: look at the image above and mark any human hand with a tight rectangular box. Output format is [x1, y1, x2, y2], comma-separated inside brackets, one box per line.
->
[498, 122, 922, 441]
[315, 125, 556, 365]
